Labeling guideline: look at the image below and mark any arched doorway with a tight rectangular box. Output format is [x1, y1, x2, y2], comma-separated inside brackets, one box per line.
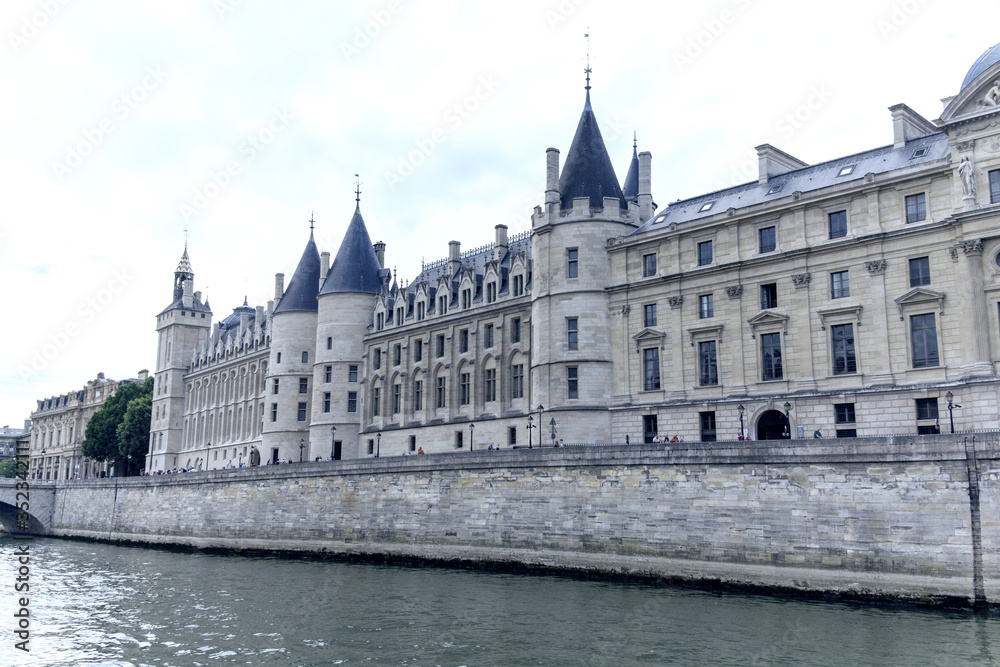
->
[756, 409, 790, 440]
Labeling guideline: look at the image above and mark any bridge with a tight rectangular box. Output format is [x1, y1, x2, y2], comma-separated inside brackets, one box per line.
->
[0, 480, 55, 534]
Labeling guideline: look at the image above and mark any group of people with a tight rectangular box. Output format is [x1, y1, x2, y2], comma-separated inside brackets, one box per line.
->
[651, 434, 681, 444]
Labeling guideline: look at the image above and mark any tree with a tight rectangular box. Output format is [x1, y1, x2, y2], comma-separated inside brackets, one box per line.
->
[0, 458, 16, 478]
[117, 393, 151, 476]
[82, 377, 154, 474]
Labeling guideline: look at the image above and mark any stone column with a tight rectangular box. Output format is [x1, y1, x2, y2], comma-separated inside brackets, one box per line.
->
[961, 240, 992, 377]
[864, 259, 895, 385]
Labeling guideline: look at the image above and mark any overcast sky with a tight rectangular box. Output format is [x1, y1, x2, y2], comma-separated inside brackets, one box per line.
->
[2, 0, 998, 427]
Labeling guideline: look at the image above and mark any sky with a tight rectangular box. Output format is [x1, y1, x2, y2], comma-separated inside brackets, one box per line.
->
[2, 0, 998, 427]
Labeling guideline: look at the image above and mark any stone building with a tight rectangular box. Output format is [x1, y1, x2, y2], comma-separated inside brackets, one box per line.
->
[29, 371, 147, 479]
[0, 423, 30, 467]
[149, 43, 1000, 468]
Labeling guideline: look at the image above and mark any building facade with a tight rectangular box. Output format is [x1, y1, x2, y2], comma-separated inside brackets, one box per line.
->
[149, 44, 1000, 469]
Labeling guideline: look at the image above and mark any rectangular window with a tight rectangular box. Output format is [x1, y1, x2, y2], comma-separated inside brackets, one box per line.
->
[567, 248, 578, 278]
[567, 318, 578, 350]
[759, 226, 776, 253]
[461, 289, 471, 309]
[323, 392, 331, 413]
[459, 329, 469, 353]
[349, 365, 358, 382]
[460, 373, 471, 405]
[909, 256, 931, 287]
[828, 210, 847, 239]
[513, 274, 524, 297]
[270, 403, 277, 422]
[487, 282, 497, 303]
[905, 193, 926, 223]
[511, 317, 521, 343]
[436, 377, 446, 408]
[835, 403, 856, 424]
[272, 378, 279, 395]
[393, 343, 401, 366]
[760, 283, 777, 310]
[699, 411, 717, 442]
[327, 337, 332, 350]
[699, 341, 718, 386]
[642, 253, 657, 277]
[417, 301, 426, 320]
[484, 368, 496, 402]
[297, 402, 306, 422]
[831, 323, 857, 375]
[511, 364, 524, 399]
[455, 431, 463, 449]
[277, 352, 281, 363]
[761, 332, 783, 381]
[831, 271, 850, 299]
[393, 384, 401, 414]
[413, 382, 422, 411]
[911, 313, 939, 367]
[372, 388, 380, 416]
[508, 426, 517, 446]
[414, 339, 423, 362]
[643, 415, 658, 444]
[699, 294, 714, 319]
[485, 323, 494, 348]
[324, 366, 332, 383]
[439, 295, 448, 314]
[643, 348, 660, 390]
[437, 334, 445, 358]
[916, 397, 938, 421]
[991, 169, 1000, 204]
[373, 348, 381, 369]
[567, 366, 578, 399]
[302, 351, 308, 363]
[409, 436, 417, 452]
[368, 440, 374, 455]
[698, 240, 713, 266]
[643, 304, 657, 328]
[299, 377, 308, 393]
[348, 391, 357, 413]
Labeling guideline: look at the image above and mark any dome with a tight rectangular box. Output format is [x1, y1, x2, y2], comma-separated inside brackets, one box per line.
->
[961, 43, 1000, 91]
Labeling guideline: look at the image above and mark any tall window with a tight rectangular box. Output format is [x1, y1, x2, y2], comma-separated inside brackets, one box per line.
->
[347, 392, 357, 413]
[511, 364, 524, 399]
[435, 377, 446, 409]
[910, 313, 939, 367]
[436, 334, 445, 358]
[412, 382, 421, 411]
[513, 274, 524, 296]
[297, 402, 307, 422]
[327, 337, 332, 350]
[760, 283, 777, 310]
[759, 226, 776, 253]
[643, 348, 660, 390]
[699, 341, 718, 386]
[438, 295, 448, 314]
[915, 398, 940, 434]
[699, 294, 714, 319]
[909, 257, 931, 287]
[484, 368, 496, 402]
[417, 301, 426, 320]
[831, 323, 856, 374]
[301, 351, 308, 363]
[567, 318, 578, 350]
[830, 271, 849, 299]
[991, 169, 1000, 204]
[414, 340, 423, 362]
[761, 333, 783, 380]
[698, 240, 713, 266]
[567, 248, 579, 278]
[643, 415, 658, 444]
[484, 323, 494, 348]
[643, 304, 657, 327]
[511, 317, 521, 343]
[373, 348, 381, 369]
[460, 373, 471, 405]
[461, 289, 472, 309]
[699, 411, 717, 442]
[372, 388, 380, 416]
[324, 366, 332, 383]
[392, 383, 401, 414]
[567, 366, 578, 399]
[349, 365, 358, 382]
[323, 392, 331, 413]
[835, 403, 856, 437]
[487, 282, 497, 303]
[270, 403, 277, 422]
[905, 193, 926, 223]
[272, 378, 279, 395]
[459, 329, 469, 353]
[642, 253, 656, 277]
[828, 210, 847, 239]
[393, 344, 401, 366]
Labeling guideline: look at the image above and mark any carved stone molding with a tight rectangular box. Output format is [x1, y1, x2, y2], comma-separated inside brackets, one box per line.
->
[949, 247, 960, 261]
[962, 239, 985, 255]
[620, 304, 631, 316]
[668, 296, 684, 309]
[790, 273, 811, 288]
[864, 259, 887, 275]
[956, 140, 976, 152]
[725, 285, 743, 299]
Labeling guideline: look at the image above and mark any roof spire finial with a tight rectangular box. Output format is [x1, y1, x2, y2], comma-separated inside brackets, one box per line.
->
[309, 211, 315, 231]
[633, 131, 637, 149]
[354, 173, 362, 205]
[584, 29, 591, 91]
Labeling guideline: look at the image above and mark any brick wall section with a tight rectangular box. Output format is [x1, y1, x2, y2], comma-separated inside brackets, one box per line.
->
[38, 434, 1000, 606]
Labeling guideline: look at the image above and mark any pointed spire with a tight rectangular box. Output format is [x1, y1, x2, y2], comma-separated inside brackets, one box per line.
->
[622, 132, 640, 203]
[175, 244, 193, 275]
[320, 202, 383, 295]
[273, 227, 321, 314]
[355, 173, 362, 204]
[557, 77, 626, 210]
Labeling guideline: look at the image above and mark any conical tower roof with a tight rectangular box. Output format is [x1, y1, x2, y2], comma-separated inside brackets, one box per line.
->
[273, 231, 321, 314]
[558, 89, 626, 210]
[622, 137, 639, 203]
[175, 244, 193, 275]
[320, 204, 383, 295]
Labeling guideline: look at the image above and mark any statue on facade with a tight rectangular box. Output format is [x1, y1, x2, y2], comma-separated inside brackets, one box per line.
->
[960, 156, 977, 198]
[983, 80, 1000, 107]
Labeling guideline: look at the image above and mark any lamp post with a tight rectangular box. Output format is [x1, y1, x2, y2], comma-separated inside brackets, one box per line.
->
[536, 404, 544, 448]
[549, 417, 557, 447]
[127, 452, 132, 477]
[945, 391, 961, 434]
[330, 425, 337, 461]
[376, 432, 381, 458]
[469, 423, 475, 451]
[783, 401, 792, 439]
[299, 438, 305, 463]
[40, 448, 45, 480]
[738, 404, 745, 440]
[526, 415, 534, 448]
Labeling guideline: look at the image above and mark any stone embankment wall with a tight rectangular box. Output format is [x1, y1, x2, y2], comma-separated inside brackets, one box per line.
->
[46, 435, 999, 607]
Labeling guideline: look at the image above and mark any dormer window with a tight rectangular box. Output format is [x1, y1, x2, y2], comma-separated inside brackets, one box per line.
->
[837, 165, 855, 177]
[698, 201, 715, 213]
[911, 148, 927, 159]
[417, 301, 426, 320]
[765, 182, 784, 195]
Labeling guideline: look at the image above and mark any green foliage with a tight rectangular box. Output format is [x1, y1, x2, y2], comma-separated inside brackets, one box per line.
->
[117, 393, 152, 476]
[82, 377, 154, 472]
[0, 457, 16, 478]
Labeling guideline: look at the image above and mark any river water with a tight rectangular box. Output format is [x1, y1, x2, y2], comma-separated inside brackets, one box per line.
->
[1, 536, 997, 666]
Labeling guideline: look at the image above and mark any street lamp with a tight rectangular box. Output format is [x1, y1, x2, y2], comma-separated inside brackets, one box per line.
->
[536, 404, 544, 447]
[526, 415, 535, 448]
[127, 452, 132, 477]
[330, 425, 337, 461]
[945, 391, 961, 433]
[783, 401, 792, 438]
[376, 432, 381, 458]
[549, 417, 557, 446]
[738, 404, 745, 440]
[299, 438, 305, 463]
[469, 423, 475, 451]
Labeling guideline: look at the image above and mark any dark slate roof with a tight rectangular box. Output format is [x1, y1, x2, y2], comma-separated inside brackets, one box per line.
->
[633, 132, 949, 236]
[320, 205, 384, 295]
[558, 90, 626, 210]
[157, 293, 212, 317]
[622, 141, 639, 203]
[219, 297, 257, 332]
[274, 231, 321, 313]
[962, 42, 1000, 91]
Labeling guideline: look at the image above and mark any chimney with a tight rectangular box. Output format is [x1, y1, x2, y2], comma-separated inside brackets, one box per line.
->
[373, 241, 386, 268]
[193, 290, 202, 303]
[495, 224, 508, 260]
[756, 144, 808, 184]
[638, 151, 653, 223]
[449, 240, 461, 276]
[545, 148, 560, 205]
[137, 369, 149, 381]
[182, 277, 193, 308]
[24, 419, 31, 431]
[320, 251, 330, 288]
[889, 103, 937, 149]
[239, 310, 249, 336]
[274, 272, 284, 301]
